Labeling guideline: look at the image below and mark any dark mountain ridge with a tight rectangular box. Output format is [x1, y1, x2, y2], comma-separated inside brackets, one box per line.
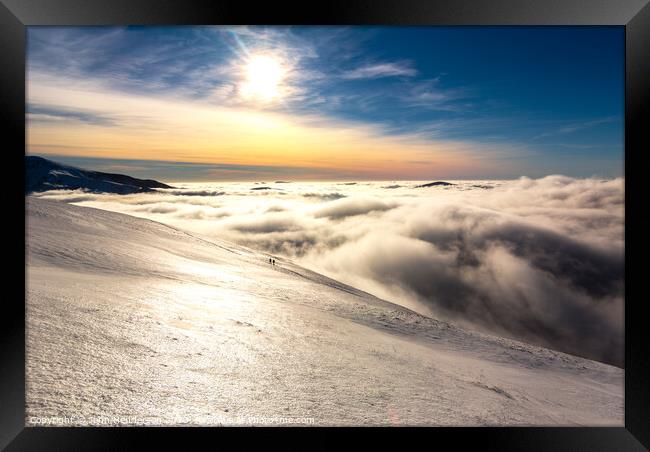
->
[415, 181, 455, 188]
[26, 156, 174, 194]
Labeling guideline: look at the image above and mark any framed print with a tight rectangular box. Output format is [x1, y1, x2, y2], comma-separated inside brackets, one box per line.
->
[1, 0, 649, 450]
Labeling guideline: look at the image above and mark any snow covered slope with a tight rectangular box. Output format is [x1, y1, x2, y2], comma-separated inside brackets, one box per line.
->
[26, 198, 623, 426]
[25, 156, 174, 194]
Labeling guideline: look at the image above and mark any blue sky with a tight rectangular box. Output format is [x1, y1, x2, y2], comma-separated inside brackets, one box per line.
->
[27, 26, 624, 181]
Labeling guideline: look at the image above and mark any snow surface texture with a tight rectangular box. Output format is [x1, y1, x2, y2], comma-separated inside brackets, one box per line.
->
[26, 198, 623, 426]
[34, 176, 624, 367]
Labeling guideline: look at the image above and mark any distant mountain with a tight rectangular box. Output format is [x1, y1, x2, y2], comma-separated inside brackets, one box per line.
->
[415, 181, 455, 188]
[25, 156, 174, 194]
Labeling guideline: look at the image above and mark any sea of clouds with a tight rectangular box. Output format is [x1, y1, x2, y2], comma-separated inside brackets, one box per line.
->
[33, 176, 625, 366]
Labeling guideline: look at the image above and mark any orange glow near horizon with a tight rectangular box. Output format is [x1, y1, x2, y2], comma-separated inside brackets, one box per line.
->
[27, 74, 512, 180]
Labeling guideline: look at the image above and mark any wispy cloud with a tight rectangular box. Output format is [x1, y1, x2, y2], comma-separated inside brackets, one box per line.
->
[532, 117, 618, 141]
[399, 79, 473, 111]
[341, 61, 417, 80]
[28, 104, 118, 126]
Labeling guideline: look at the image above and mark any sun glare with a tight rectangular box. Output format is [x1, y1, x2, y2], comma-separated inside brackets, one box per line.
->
[241, 55, 286, 102]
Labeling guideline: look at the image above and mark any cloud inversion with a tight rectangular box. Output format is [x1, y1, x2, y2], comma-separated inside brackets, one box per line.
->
[32, 176, 625, 366]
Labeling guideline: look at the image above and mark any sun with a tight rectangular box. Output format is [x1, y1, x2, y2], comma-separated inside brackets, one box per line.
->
[241, 54, 286, 102]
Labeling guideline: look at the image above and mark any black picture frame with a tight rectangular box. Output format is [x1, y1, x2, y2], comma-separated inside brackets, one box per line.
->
[2, 0, 648, 450]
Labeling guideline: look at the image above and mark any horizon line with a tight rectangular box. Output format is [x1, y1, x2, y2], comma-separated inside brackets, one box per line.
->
[26, 153, 624, 183]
